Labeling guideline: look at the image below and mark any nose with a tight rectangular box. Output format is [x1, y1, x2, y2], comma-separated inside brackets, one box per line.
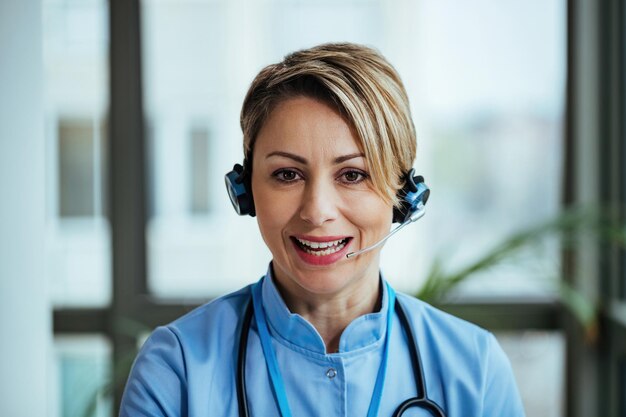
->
[298, 179, 338, 226]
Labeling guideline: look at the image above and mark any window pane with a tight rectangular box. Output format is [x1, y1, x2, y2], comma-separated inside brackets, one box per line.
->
[43, 0, 111, 306]
[142, 0, 565, 298]
[415, 1, 566, 298]
[190, 125, 211, 214]
[58, 119, 107, 217]
[51, 335, 112, 417]
[496, 331, 565, 417]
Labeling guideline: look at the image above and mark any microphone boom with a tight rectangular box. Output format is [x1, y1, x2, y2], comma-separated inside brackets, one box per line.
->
[346, 203, 426, 259]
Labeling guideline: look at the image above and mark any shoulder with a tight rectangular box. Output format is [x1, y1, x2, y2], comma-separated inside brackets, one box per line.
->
[147, 284, 253, 365]
[394, 293, 503, 381]
[120, 285, 253, 416]
[395, 292, 492, 346]
[168, 285, 252, 342]
[395, 292, 507, 363]
[395, 292, 525, 416]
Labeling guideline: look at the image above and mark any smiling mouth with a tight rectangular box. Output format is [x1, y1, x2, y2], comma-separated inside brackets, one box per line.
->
[291, 237, 351, 257]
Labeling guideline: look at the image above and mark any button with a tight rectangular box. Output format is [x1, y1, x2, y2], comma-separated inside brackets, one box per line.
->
[326, 368, 337, 379]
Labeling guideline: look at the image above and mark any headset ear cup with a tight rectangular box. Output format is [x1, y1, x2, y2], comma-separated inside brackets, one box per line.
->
[393, 170, 429, 223]
[225, 164, 256, 217]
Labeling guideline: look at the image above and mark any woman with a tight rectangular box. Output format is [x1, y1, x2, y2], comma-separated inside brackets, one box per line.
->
[120, 43, 525, 417]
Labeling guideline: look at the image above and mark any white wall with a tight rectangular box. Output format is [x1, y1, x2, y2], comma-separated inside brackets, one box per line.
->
[0, 0, 50, 415]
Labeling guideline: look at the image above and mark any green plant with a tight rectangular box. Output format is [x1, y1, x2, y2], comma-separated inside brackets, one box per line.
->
[417, 205, 625, 342]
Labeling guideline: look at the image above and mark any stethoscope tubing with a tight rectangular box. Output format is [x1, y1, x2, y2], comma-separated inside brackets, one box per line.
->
[236, 301, 253, 417]
[236, 294, 446, 417]
[392, 300, 446, 417]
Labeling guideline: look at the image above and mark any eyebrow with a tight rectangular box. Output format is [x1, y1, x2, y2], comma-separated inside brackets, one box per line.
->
[265, 151, 365, 164]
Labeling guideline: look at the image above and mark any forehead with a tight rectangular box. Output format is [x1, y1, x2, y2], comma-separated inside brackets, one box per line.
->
[254, 96, 364, 160]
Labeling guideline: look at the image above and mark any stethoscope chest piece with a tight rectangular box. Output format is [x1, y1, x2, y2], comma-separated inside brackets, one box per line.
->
[393, 397, 446, 417]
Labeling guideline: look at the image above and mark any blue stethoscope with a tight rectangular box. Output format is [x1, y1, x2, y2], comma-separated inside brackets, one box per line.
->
[236, 278, 447, 417]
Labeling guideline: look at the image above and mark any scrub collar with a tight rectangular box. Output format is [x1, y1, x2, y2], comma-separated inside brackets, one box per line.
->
[260, 264, 390, 355]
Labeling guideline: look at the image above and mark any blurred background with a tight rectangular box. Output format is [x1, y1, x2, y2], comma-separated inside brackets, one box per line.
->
[1, 0, 625, 416]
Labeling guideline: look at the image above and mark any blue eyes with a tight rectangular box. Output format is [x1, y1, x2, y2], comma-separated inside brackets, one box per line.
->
[272, 169, 368, 185]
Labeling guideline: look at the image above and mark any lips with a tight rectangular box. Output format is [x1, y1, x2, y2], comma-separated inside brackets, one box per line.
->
[290, 235, 353, 266]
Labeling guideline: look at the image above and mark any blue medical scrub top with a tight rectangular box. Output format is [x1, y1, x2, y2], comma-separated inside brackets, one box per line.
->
[120, 267, 525, 417]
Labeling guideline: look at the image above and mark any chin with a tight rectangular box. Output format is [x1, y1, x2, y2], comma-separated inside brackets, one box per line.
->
[281, 259, 377, 299]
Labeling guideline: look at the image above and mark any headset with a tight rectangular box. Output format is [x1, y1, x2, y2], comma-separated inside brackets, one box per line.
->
[224, 161, 430, 224]
[225, 162, 256, 217]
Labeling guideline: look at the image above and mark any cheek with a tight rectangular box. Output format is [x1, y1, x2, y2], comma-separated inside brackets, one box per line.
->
[253, 185, 297, 242]
[344, 194, 393, 232]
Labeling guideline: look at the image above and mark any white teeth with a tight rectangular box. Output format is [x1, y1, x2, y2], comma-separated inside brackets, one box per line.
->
[296, 238, 344, 249]
[295, 238, 347, 255]
[302, 241, 347, 256]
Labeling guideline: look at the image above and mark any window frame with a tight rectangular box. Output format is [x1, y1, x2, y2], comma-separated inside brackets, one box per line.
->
[563, 1, 626, 416]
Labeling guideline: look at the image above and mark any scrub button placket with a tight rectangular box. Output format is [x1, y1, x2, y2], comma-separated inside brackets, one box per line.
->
[326, 368, 337, 379]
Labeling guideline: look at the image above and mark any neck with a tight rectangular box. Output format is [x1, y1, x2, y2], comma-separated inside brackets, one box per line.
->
[272, 271, 382, 353]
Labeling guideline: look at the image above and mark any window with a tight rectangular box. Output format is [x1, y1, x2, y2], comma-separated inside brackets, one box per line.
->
[497, 331, 565, 417]
[44, 0, 111, 413]
[43, 0, 110, 308]
[50, 1, 626, 416]
[52, 335, 112, 417]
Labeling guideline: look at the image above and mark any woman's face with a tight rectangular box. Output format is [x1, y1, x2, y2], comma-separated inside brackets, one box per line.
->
[251, 96, 393, 302]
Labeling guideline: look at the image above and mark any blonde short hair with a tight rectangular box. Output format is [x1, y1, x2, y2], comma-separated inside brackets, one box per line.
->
[240, 42, 416, 207]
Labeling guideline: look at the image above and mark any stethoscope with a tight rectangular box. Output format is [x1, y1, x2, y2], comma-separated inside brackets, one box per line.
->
[236, 279, 447, 417]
